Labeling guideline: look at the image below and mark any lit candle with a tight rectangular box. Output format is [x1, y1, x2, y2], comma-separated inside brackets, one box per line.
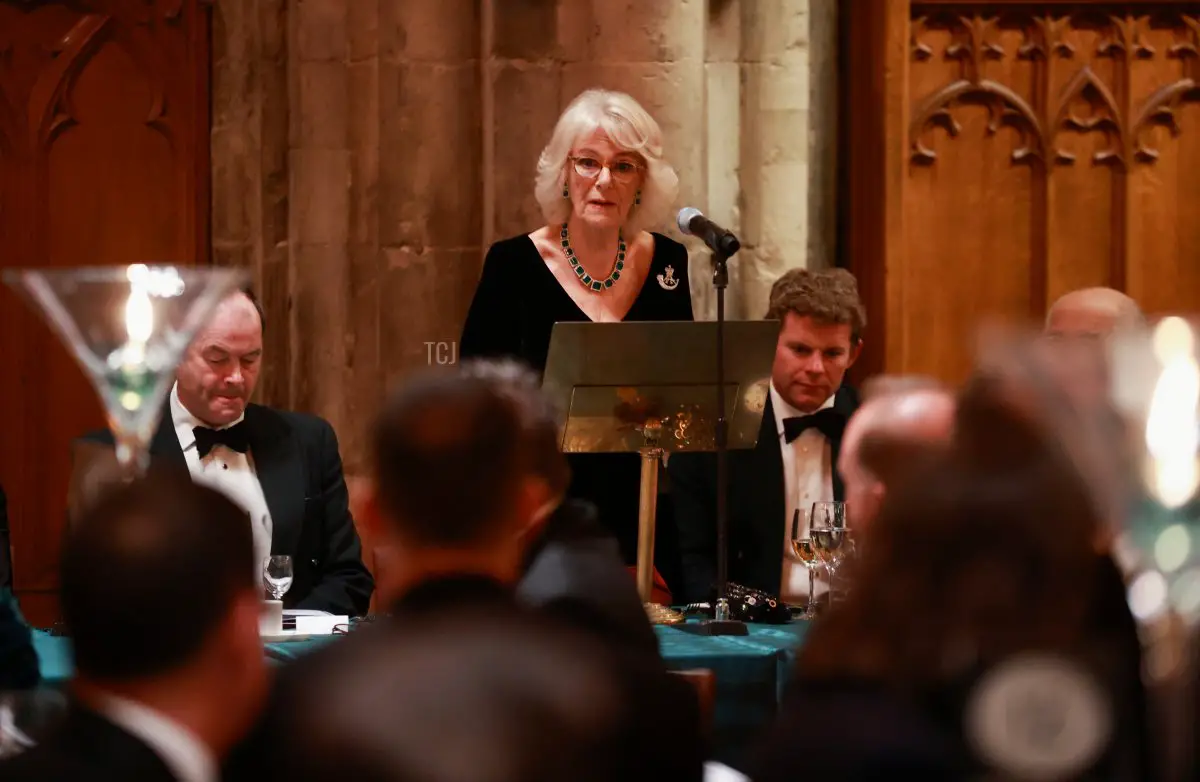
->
[118, 268, 155, 411]
[1145, 317, 1200, 508]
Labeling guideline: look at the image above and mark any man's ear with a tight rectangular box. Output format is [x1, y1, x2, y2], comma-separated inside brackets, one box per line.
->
[848, 338, 864, 368]
[514, 477, 559, 543]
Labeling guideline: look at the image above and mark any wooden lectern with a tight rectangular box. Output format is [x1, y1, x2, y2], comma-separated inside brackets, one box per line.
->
[542, 320, 776, 624]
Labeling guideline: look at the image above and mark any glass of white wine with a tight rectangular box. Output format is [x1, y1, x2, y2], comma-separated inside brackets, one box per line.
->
[264, 555, 293, 601]
[811, 501, 848, 600]
[789, 509, 822, 619]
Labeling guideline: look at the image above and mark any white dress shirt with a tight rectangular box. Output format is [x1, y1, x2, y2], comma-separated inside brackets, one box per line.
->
[769, 383, 834, 602]
[94, 692, 217, 782]
[170, 383, 273, 576]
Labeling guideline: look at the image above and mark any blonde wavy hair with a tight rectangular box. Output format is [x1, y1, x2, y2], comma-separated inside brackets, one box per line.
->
[534, 89, 679, 235]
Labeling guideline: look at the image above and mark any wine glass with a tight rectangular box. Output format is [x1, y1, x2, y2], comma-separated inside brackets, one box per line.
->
[789, 509, 822, 619]
[263, 555, 293, 601]
[811, 501, 848, 600]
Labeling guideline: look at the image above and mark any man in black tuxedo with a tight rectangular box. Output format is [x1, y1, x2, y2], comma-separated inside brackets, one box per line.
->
[69, 289, 372, 617]
[227, 360, 704, 782]
[1, 476, 270, 781]
[669, 268, 866, 604]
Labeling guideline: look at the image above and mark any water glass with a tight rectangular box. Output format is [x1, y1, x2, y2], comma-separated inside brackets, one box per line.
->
[264, 555, 293, 601]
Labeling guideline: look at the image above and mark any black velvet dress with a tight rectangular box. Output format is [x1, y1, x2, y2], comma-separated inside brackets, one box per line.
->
[459, 232, 694, 591]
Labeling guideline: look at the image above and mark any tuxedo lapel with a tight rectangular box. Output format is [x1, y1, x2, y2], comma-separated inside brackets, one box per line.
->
[749, 396, 786, 531]
[829, 384, 861, 503]
[732, 396, 786, 591]
[147, 406, 188, 472]
[243, 405, 306, 558]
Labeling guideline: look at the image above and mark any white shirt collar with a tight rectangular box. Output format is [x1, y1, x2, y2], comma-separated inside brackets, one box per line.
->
[769, 382, 835, 438]
[170, 382, 245, 452]
[93, 692, 217, 782]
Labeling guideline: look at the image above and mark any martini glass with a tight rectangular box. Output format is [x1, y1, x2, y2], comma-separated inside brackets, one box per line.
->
[3, 264, 247, 477]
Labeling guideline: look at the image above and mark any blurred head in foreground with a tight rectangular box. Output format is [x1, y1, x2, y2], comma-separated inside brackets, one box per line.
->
[62, 473, 267, 756]
[1041, 288, 1144, 418]
[359, 359, 566, 602]
[800, 372, 1104, 688]
[838, 377, 955, 531]
[280, 613, 624, 782]
[1045, 287, 1144, 343]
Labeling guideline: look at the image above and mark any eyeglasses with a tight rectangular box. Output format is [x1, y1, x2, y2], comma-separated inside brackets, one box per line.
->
[569, 155, 643, 183]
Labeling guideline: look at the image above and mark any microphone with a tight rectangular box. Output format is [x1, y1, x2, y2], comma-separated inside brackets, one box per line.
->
[677, 207, 741, 256]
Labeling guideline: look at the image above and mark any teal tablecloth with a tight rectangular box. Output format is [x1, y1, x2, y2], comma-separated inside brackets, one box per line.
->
[32, 619, 808, 764]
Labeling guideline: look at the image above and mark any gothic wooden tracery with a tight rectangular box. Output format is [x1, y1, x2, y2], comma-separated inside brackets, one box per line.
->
[846, 0, 1200, 391]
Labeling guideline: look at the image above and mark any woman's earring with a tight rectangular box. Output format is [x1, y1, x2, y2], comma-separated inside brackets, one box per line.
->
[635, 190, 641, 205]
[563, 186, 569, 199]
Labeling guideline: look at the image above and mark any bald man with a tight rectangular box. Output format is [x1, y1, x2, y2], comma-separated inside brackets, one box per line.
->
[69, 289, 374, 616]
[1045, 286, 1144, 341]
[837, 385, 956, 530]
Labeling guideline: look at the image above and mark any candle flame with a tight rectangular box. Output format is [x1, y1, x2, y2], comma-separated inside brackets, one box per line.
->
[125, 287, 153, 344]
[1145, 318, 1200, 508]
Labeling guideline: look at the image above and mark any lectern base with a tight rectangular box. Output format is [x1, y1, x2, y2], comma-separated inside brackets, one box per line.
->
[644, 602, 686, 625]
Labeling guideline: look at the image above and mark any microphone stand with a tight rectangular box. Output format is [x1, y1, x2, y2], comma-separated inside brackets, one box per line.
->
[692, 239, 748, 636]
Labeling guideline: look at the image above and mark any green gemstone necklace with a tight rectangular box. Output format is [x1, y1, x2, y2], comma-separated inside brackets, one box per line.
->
[560, 222, 624, 292]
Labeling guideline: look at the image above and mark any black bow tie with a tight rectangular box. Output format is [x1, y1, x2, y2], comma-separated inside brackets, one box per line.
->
[193, 423, 250, 458]
[782, 408, 845, 444]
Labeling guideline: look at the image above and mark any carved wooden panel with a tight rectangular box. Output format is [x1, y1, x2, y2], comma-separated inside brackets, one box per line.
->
[0, 0, 209, 626]
[845, 1, 1200, 383]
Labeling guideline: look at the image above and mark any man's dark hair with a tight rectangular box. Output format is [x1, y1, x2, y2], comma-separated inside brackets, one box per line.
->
[372, 359, 562, 546]
[457, 359, 569, 497]
[61, 472, 256, 680]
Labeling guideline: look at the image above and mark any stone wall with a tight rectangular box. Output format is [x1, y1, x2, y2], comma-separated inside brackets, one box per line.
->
[211, 0, 838, 471]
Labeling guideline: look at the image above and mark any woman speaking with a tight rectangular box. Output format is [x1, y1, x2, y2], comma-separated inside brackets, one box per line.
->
[459, 88, 693, 590]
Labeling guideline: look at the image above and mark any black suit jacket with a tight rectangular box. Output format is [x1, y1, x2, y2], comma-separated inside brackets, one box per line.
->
[226, 574, 704, 782]
[0, 703, 178, 781]
[78, 404, 373, 616]
[518, 499, 662, 664]
[668, 385, 860, 603]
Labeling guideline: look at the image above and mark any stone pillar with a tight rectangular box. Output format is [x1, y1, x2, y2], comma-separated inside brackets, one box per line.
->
[376, 0, 483, 401]
[482, 0, 561, 244]
[210, 0, 290, 405]
[736, 0, 836, 320]
[696, 0, 743, 320]
[806, 0, 839, 275]
[288, 0, 354, 453]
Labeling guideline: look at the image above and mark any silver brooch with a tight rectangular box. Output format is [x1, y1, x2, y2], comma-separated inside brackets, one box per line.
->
[657, 265, 680, 290]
